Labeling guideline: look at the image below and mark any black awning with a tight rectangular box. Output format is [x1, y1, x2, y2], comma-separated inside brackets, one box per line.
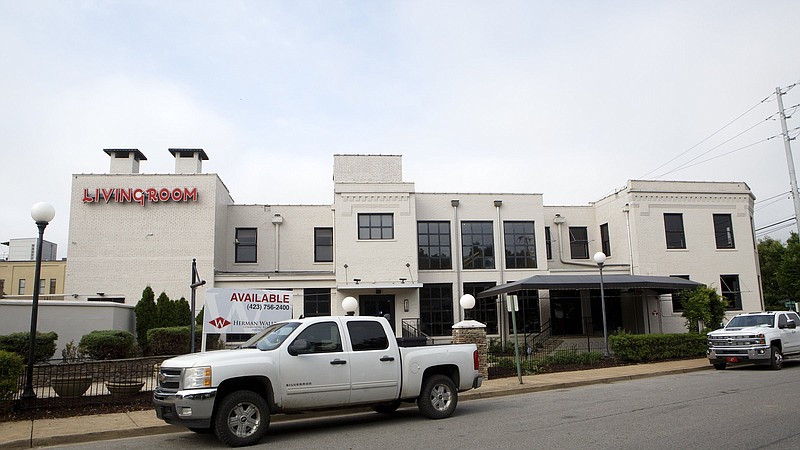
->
[476, 274, 704, 298]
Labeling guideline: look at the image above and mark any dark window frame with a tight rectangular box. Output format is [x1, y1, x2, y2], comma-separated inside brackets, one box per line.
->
[569, 226, 589, 259]
[417, 221, 452, 270]
[545, 226, 553, 260]
[461, 221, 495, 269]
[713, 214, 735, 249]
[303, 288, 331, 317]
[670, 275, 691, 312]
[314, 227, 334, 262]
[720, 274, 743, 310]
[49, 278, 57, 295]
[420, 283, 455, 336]
[504, 221, 537, 269]
[464, 282, 498, 334]
[664, 213, 686, 249]
[235, 227, 258, 263]
[358, 213, 394, 240]
[600, 223, 611, 257]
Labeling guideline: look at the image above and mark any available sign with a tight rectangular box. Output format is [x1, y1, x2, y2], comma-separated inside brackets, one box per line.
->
[203, 288, 293, 334]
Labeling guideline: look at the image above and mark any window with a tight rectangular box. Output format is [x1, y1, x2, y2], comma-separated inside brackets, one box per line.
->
[464, 282, 497, 334]
[713, 214, 735, 249]
[569, 227, 589, 259]
[461, 221, 495, 269]
[664, 213, 686, 249]
[49, 278, 57, 295]
[720, 275, 742, 310]
[314, 228, 333, 262]
[420, 284, 454, 336]
[18, 279, 25, 295]
[670, 275, 691, 311]
[358, 213, 394, 240]
[303, 288, 331, 317]
[418, 221, 452, 270]
[507, 290, 540, 333]
[235, 228, 257, 263]
[600, 223, 611, 257]
[545, 227, 552, 260]
[504, 221, 537, 269]
[0, 279, 4, 296]
[347, 321, 389, 351]
[292, 322, 342, 353]
[38, 279, 45, 294]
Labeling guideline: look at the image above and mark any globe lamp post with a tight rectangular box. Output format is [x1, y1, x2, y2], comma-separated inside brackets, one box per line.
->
[593, 251, 610, 358]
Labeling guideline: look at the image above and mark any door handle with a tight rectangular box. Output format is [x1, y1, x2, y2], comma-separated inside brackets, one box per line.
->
[380, 356, 395, 362]
[330, 359, 347, 365]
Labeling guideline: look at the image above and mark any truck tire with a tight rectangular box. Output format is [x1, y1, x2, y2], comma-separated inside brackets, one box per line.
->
[713, 363, 726, 370]
[770, 346, 783, 370]
[214, 390, 270, 447]
[417, 374, 457, 419]
[372, 399, 402, 414]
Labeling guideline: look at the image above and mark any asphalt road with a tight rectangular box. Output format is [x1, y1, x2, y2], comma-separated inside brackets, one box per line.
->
[47, 363, 800, 450]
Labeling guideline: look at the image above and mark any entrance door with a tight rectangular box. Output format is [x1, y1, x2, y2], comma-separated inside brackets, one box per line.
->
[550, 290, 583, 335]
[359, 295, 396, 333]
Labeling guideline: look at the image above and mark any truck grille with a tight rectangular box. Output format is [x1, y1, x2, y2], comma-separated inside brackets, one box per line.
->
[158, 368, 182, 390]
[708, 335, 761, 347]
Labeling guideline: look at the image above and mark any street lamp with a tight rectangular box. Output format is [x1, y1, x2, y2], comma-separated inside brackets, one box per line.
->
[342, 296, 358, 316]
[21, 202, 55, 399]
[593, 251, 610, 358]
[459, 294, 475, 319]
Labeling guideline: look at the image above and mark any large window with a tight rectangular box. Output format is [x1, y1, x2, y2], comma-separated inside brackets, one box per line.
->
[504, 221, 537, 269]
[358, 213, 394, 240]
[720, 275, 743, 310]
[464, 282, 497, 334]
[664, 213, 686, 249]
[569, 227, 589, 259]
[235, 228, 257, 263]
[418, 221, 452, 270]
[303, 288, 331, 317]
[713, 214, 735, 249]
[545, 226, 552, 260]
[420, 284, 454, 336]
[314, 228, 333, 262]
[462, 221, 495, 269]
[600, 223, 611, 257]
[670, 275, 691, 312]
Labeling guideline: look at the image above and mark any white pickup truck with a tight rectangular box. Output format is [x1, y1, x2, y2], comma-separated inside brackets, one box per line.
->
[706, 311, 800, 370]
[154, 315, 483, 447]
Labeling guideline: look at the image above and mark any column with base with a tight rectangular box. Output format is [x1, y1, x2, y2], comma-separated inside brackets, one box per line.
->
[452, 320, 488, 380]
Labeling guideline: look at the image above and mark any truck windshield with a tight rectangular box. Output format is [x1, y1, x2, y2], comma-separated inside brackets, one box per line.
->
[240, 322, 300, 351]
[726, 315, 774, 328]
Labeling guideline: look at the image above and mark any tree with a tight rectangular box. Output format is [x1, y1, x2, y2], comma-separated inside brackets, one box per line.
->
[758, 233, 800, 311]
[134, 286, 156, 351]
[155, 291, 175, 328]
[680, 286, 727, 332]
[175, 297, 192, 326]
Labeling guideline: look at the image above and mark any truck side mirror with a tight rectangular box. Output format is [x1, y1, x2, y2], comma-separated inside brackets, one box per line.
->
[288, 339, 310, 356]
[786, 320, 796, 329]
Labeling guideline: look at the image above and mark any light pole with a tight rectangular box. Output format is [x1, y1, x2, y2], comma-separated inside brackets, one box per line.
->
[593, 251, 610, 358]
[21, 202, 55, 399]
[342, 296, 358, 316]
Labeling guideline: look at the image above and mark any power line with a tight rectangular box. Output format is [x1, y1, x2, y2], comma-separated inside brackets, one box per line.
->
[755, 216, 796, 232]
[654, 135, 777, 178]
[755, 191, 791, 204]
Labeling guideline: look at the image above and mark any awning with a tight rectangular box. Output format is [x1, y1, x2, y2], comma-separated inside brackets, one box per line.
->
[476, 274, 704, 298]
[337, 282, 423, 291]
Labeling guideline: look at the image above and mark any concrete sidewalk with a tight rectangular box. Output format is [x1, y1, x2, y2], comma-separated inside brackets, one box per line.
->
[0, 358, 711, 449]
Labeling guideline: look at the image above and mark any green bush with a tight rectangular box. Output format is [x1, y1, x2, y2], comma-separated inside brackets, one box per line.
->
[147, 326, 193, 356]
[0, 331, 58, 364]
[79, 330, 135, 360]
[0, 350, 24, 405]
[610, 331, 706, 362]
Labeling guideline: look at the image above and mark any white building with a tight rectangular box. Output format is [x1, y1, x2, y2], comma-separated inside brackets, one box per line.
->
[63, 150, 762, 339]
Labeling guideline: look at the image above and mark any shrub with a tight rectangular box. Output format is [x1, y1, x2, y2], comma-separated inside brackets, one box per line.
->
[147, 326, 193, 356]
[0, 350, 24, 406]
[610, 331, 706, 362]
[134, 286, 157, 351]
[79, 330, 135, 360]
[0, 331, 58, 364]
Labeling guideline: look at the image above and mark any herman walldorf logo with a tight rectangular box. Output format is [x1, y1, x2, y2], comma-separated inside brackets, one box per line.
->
[209, 317, 231, 329]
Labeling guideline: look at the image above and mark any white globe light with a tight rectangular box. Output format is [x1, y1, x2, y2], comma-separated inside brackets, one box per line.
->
[593, 252, 606, 265]
[31, 202, 55, 223]
[342, 296, 358, 314]
[459, 294, 476, 310]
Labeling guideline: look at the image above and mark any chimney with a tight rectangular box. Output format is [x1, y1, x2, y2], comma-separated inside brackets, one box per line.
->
[169, 148, 209, 174]
[104, 149, 147, 174]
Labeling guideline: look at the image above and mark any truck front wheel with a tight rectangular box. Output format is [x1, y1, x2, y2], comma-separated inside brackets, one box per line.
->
[418, 374, 457, 419]
[214, 390, 270, 447]
[770, 346, 783, 370]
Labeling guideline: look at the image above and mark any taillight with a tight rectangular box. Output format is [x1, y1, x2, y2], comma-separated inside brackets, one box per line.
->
[473, 349, 480, 370]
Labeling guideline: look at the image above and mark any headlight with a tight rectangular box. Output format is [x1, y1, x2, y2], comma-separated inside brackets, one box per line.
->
[183, 367, 212, 389]
[754, 334, 765, 345]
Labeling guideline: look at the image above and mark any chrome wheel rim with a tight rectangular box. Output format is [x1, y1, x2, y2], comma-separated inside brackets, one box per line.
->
[430, 383, 453, 412]
[226, 401, 262, 438]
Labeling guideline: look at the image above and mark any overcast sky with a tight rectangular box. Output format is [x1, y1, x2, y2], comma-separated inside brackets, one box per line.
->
[2, 1, 800, 259]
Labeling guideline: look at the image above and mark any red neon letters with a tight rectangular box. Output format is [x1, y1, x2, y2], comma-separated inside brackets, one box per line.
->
[82, 187, 199, 206]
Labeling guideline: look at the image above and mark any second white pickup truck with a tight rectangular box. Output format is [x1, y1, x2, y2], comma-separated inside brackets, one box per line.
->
[154, 315, 483, 447]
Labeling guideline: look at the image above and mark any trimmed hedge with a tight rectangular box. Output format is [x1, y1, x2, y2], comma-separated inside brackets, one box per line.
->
[0, 331, 58, 364]
[609, 332, 707, 362]
[0, 350, 24, 405]
[147, 326, 193, 356]
[79, 330, 136, 360]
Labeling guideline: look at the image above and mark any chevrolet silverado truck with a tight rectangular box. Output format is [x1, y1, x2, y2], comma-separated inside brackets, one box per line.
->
[154, 315, 483, 447]
[707, 311, 800, 370]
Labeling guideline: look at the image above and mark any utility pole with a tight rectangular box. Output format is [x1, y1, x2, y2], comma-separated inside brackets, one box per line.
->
[776, 86, 800, 235]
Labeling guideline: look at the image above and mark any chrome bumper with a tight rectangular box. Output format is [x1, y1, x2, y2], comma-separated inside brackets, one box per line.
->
[707, 345, 772, 362]
[153, 387, 217, 428]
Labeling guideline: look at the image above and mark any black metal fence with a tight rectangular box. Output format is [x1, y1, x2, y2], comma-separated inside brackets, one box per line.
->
[11, 356, 171, 411]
